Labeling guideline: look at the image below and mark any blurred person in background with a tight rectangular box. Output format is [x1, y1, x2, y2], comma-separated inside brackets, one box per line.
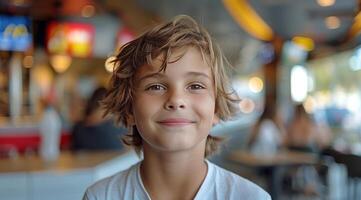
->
[285, 104, 331, 196]
[247, 105, 287, 156]
[286, 104, 331, 153]
[71, 87, 127, 150]
[39, 87, 62, 161]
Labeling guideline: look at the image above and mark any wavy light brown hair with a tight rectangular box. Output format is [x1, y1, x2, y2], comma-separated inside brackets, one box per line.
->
[102, 15, 239, 157]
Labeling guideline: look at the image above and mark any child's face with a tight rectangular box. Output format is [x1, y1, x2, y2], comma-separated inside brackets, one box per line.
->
[131, 47, 217, 153]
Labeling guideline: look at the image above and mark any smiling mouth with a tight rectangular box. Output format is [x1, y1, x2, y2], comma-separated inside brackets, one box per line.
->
[157, 119, 196, 126]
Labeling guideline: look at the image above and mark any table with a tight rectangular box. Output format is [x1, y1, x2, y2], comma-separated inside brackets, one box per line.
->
[228, 150, 318, 199]
[0, 150, 140, 200]
[229, 150, 318, 167]
[0, 150, 124, 173]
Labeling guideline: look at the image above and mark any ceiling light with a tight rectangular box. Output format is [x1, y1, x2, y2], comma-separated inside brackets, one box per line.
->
[105, 56, 116, 73]
[248, 76, 263, 93]
[50, 54, 72, 73]
[223, 0, 273, 41]
[317, 0, 335, 7]
[292, 36, 314, 51]
[348, 11, 361, 38]
[291, 65, 308, 103]
[238, 98, 255, 114]
[356, 11, 361, 21]
[325, 16, 340, 29]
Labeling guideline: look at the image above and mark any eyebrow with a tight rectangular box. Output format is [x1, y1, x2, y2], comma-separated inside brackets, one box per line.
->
[138, 71, 212, 82]
[187, 72, 212, 80]
[137, 72, 164, 82]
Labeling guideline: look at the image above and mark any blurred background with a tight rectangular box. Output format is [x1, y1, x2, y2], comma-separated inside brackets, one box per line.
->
[1, 0, 361, 199]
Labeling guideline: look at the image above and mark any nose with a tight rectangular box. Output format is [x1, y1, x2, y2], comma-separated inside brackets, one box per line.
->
[164, 89, 186, 110]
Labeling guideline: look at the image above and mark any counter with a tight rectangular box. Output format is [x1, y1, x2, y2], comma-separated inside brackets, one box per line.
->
[0, 149, 141, 200]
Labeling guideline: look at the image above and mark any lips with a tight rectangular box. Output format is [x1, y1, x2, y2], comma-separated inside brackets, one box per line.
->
[157, 118, 195, 126]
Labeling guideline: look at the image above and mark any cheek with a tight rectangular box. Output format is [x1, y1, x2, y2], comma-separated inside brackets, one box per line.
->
[193, 93, 216, 109]
[132, 96, 146, 122]
[133, 95, 160, 120]
[193, 95, 216, 118]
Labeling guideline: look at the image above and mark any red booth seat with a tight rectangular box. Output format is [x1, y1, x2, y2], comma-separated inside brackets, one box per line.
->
[0, 130, 71, 153]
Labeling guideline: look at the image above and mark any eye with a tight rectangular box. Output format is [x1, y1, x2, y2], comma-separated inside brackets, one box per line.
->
[188, 83, 206, 90]
[146, 84, 166, 91]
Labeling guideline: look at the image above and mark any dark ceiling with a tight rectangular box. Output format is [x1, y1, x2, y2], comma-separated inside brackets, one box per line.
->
[1, 0, 360, 59]
[135, 0, 361, 59]
[136, 0, 360, 43]
[249, 0, 359, 43]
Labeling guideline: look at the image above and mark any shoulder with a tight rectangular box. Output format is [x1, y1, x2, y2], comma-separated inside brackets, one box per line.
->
[208, 161, 271, 200]
[101, 120, 127, 133]
[83, 162, 140, 199]
[72, 122, 87, 134]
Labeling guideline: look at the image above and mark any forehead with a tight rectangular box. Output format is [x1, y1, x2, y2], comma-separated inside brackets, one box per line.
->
[135, 47, 212, 77]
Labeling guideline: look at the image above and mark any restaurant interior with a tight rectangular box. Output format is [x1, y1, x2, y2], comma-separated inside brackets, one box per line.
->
[1, 0, 361, 199]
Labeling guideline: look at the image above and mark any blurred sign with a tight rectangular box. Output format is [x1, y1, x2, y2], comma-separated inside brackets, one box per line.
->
[0, 15, 32, 52]
[116, 27, 135, 50]
[46, 22, 94, 57]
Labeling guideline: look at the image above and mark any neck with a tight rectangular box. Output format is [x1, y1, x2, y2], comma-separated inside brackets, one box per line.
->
[140, 145, 208, 200]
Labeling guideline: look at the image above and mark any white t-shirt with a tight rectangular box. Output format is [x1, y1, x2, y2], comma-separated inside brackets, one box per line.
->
[83, 160, 271, 200]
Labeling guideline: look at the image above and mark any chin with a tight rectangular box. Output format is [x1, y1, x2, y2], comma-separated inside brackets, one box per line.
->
[151, 141, 197, 153]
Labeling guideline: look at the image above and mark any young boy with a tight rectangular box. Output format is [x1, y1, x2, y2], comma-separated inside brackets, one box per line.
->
[83, 15, 271, 200]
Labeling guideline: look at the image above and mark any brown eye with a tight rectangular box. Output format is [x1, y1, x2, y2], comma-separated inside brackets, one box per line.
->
[146, 84, 166, 91]
[188, 84, 205, 90]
